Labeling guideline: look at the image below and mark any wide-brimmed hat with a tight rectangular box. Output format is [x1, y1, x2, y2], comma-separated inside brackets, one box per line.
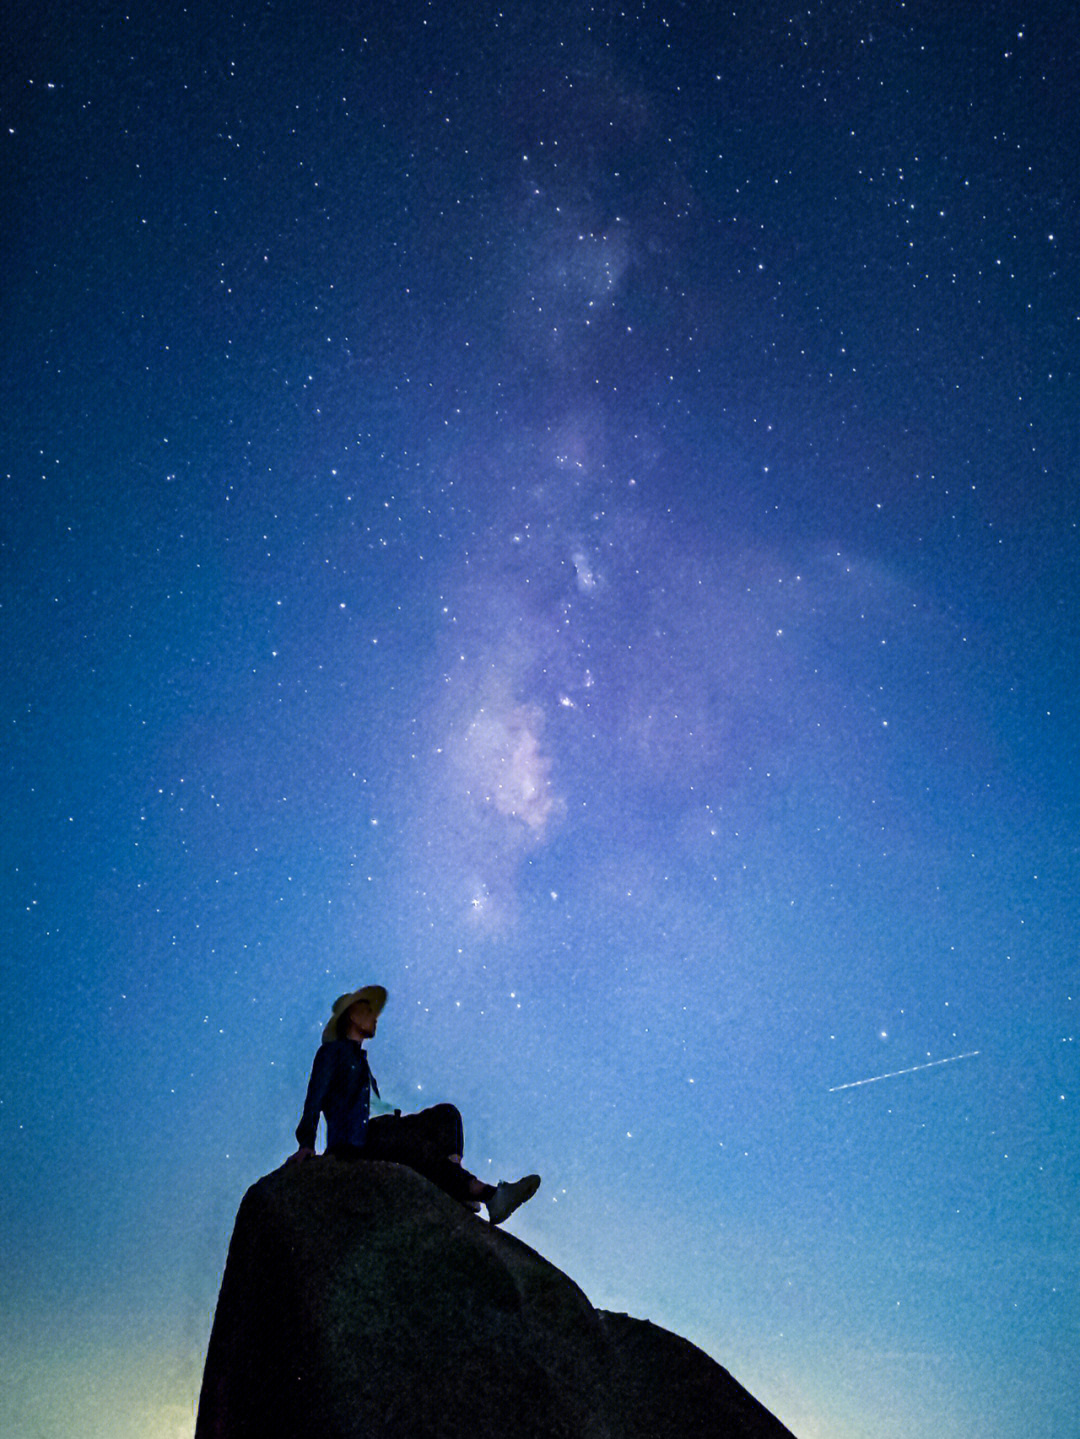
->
[322, 985, 388, 1043]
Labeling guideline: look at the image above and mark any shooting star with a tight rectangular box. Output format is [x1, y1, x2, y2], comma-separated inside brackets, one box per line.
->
[828, 1050, 981, 1093]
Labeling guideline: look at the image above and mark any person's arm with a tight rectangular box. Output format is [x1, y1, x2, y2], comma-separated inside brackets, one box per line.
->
[291, 1045, 334, 1157]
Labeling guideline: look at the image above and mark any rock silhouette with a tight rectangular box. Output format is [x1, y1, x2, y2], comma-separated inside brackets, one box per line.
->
[196, 1158, 797, 1439]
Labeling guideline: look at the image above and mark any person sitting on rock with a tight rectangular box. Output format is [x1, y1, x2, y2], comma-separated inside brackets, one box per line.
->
[289, 985, 541, 1225]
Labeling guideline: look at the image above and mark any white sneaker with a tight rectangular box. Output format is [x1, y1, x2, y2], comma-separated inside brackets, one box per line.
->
[486, 1173, 541, 1225]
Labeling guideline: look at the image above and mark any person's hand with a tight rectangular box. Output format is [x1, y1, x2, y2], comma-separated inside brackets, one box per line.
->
[287, 1147, 316, 1165]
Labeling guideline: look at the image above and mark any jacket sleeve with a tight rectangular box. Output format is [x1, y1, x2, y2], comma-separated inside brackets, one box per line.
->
[295, 1045, 334, 1150]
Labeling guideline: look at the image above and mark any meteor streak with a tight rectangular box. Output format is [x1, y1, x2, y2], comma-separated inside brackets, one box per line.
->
[828, 1050, 980, 1093]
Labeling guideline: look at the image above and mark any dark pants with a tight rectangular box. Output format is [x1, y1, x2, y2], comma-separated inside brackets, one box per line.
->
[330, 1103, 487, 1204]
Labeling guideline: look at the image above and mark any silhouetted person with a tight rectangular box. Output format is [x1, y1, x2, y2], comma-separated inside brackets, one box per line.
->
[289, 985, 540, 1225]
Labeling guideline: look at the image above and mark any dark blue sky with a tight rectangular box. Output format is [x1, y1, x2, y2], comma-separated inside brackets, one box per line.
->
[3, 4, 1078, 1437]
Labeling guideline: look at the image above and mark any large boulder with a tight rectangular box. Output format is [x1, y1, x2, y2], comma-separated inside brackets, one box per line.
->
[196, 1159, 796, 1439]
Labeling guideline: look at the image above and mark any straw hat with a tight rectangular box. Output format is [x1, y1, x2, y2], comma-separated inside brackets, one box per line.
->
[322, 985, 388, 1043]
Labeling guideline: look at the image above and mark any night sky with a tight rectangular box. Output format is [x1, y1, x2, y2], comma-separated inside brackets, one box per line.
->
[3, 4, 1078, 1437]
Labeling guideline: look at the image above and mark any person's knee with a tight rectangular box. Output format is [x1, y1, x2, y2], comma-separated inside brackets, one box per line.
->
[428, 1102, 464, 1151]
[430, 1102, 461, 1125]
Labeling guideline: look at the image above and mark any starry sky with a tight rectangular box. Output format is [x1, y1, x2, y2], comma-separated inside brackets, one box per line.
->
[3, 4, 1078, 1437]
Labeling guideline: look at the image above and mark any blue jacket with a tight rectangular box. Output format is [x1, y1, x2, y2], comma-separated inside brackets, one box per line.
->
[295, 1039, 380, 1151]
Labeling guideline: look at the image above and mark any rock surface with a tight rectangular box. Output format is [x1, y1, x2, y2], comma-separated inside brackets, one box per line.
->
[196, 1158, 797, 1439]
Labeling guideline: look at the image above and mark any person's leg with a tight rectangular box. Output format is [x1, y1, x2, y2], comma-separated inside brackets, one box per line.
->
[405, 1105, 484, 1205]
[427, 1102, 465, 1159]
[393, 1102, 465, 1161]
[362, 1106, 540, 1222]
[362, 1109, 487, 1203]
